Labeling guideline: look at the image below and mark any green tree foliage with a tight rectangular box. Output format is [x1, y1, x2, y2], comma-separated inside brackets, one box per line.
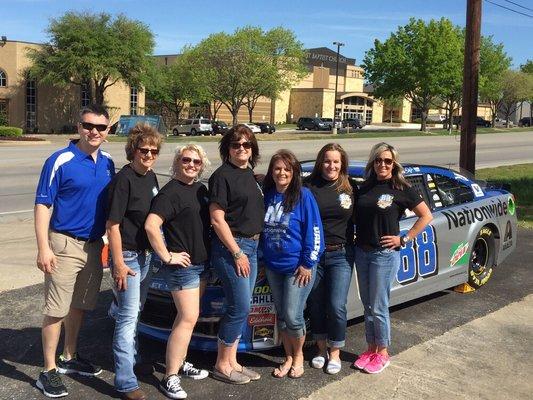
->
[519, 60, 533, 121]
[146, 49, 207, 126]
[478, 36, 512, 125]
[28, 12, 155, 105]
[190, 26, 306, 125]
[498, 70, 533, 127]
[363, 18, 463, 131]
[382, 95, 404, 123]
[520, 60, 533, 74]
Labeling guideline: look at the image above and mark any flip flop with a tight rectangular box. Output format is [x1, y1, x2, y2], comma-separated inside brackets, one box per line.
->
[326, 359, 342, 375]
[289, 365, 304, 379]
[211, 368, 250, 384]
[272, 364, 291, 379]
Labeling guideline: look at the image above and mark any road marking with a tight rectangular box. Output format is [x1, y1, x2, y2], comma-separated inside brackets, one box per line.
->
[0, 209, 33, 216]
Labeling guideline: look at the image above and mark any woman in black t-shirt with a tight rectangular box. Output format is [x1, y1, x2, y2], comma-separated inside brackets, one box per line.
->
[209, 125, 264, 384]
[353, 142, 432, 374]
[106, 124, 161, 398]
[145, 144, 211, 398]
[305, 143, 356, 375]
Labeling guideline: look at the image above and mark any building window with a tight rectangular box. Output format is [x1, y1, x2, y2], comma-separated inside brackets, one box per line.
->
[26, 80, 37, 131]
[81, 83, 90, 107]
[0, 70, 6, 87]
[365, 110, 373, 125]
[411, 107, 422, 121]
[130, 87, 138, 115]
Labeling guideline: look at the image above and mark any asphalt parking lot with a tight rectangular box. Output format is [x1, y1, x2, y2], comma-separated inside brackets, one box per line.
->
[1, 228, 532, 400]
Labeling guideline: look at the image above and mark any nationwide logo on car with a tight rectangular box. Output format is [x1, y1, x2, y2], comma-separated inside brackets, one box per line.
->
[248, 314, 276, 326]
[450, 242, 469, 267]
[441, 198, 508, 229]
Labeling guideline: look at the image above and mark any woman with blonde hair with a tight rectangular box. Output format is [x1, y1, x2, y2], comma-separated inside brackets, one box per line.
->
[305, 143, 357, 375]
[353, 142, 432, 374]
[145, 144, 211, 399]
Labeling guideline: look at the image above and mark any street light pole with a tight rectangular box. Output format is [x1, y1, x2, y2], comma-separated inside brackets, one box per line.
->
[332, 41, 344, 135]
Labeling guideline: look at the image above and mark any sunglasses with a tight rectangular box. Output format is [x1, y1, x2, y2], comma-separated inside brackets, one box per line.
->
[374, 157, 394, 166]
[137, 147, 160, 156]
[181, 156, 202, 166]
[230, 141, 252, 150]
[80, 122, 108, 132]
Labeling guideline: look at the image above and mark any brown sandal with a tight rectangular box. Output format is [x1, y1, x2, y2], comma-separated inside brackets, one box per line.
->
[289, 365, 304, 379]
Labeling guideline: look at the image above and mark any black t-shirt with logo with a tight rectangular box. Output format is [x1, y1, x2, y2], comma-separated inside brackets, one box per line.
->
[305, 176, 356, 245]
[209, 162, 265, 237]
[355, 179, 423, 249]
[149, 180, 210, 264]
[107, 164, 159, 251]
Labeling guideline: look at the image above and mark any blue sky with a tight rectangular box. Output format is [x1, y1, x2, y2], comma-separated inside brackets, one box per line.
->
[3, 0, 532, 68]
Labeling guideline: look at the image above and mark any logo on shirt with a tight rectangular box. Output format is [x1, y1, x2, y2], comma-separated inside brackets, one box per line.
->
[377, 194, 394, 209]
[339, 193, 352, 209]
[152, 186, 158, 197]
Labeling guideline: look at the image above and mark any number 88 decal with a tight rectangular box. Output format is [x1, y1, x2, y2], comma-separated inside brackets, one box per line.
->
[397, 225, 438, 285]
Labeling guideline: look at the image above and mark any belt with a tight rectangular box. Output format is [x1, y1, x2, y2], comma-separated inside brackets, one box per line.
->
[232, 232, 260, 241]
[357, 244, 388, 252]
[325, 243, 344, 252]
[52, 230, 98, 243]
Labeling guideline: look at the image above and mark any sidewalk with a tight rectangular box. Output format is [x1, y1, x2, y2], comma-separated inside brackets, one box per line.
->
[301, 294, 533, 400]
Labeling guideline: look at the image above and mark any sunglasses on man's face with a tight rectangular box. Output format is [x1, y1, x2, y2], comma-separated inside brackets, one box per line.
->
[374, 157, 394, 166]
[181, 156, 202, 166]
[137, 147, 160, 156]
[80, 122, 108, 132]
[230, 141, 252, 150]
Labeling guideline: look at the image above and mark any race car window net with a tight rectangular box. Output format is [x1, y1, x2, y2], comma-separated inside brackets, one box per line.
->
[431, 174, 474, 207]
[406, 175, 431, 207]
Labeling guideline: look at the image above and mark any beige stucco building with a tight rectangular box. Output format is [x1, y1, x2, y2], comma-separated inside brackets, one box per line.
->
[0, 39, 144, 133]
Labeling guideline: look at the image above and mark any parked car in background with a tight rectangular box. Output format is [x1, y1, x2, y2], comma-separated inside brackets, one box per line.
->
[243, 123, 261, 134]
[427, 114, 446, 123]
[518, 117, 532, 127]
[453, 116, 491, 128]
[171, 118, 212, 136]
[212, 120, 229, 135]
[320, 117, 342, 128]
[342, 118, 365, 129]
[253, 122, 276, 134]
[296, 117, 329, 131]
[115, 115, 167, 136]
[494, 117, 514, 127]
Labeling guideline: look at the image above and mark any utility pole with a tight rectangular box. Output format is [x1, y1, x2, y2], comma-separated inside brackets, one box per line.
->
[332, 41, 344, 135]
[460, 0, 482, 176]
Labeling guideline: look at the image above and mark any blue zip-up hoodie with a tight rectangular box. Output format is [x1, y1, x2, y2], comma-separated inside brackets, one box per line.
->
[261, 187, 325, 275]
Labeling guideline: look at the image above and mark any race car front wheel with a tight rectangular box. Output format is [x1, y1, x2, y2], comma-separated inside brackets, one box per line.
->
[468, 226, 496, 289]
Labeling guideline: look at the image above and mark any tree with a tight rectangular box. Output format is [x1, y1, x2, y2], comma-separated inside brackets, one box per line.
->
[190, 26, 306, 125]
[363, 18, 463, 131]
[498, 70, 533, 127]
[519, 60, 533, 121]
[28, 12, 154, 105]
[478, 36, 512, 126]
[146, 49, 208, 126]
[382, 95, 404, 123]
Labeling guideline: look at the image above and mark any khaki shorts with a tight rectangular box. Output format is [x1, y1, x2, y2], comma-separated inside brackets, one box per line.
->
[43, 231, 104, 318]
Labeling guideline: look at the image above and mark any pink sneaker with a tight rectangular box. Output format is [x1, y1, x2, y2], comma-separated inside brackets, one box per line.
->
[363, 353, 390, 374]
[353, 351, 374, 370]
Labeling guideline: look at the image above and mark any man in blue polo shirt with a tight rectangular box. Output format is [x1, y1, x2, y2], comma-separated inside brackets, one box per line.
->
[34, 104, 115, 398]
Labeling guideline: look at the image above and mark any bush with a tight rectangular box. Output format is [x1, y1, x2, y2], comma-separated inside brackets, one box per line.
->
[0, 126, 23, 137]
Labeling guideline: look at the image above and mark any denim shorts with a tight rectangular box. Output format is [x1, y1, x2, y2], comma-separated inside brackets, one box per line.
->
[160, 262, 208, 291]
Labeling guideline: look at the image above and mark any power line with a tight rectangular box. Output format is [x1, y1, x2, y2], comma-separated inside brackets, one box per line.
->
[484, 0, 533, 17]
[503, 0, 533, 12]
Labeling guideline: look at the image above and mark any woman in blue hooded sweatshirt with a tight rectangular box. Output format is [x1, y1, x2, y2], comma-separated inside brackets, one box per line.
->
[261, 149, 324, 379]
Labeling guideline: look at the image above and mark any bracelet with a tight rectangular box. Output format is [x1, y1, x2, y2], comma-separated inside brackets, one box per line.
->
[167, 253, 173, 264]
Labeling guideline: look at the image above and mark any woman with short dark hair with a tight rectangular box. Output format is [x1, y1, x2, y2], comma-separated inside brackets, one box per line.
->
[262, 150, 324, 379]
[209, 124, 264, 384]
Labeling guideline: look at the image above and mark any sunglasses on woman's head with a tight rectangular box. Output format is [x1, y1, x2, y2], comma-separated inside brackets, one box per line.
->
[230, 141, 252, 150]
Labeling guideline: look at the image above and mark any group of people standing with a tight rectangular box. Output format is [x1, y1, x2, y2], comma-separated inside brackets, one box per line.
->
[34, 104, 432, 400]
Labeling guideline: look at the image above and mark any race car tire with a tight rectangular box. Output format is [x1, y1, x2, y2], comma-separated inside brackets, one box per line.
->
[468, 226, 496, 289]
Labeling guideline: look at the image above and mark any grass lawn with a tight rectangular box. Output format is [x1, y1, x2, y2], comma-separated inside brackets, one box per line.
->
[106, 126, 532, 143]
[477, 163, 533, 229]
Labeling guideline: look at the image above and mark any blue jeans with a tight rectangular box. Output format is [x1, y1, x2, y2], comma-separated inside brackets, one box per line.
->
[109, 250, 154, 393]
[265, 266, 316, 338]
[355, 246, 401, 347]
[160, 262, 207, 291]
[211, 236, 258, 346]
[307, 247, 354, 348]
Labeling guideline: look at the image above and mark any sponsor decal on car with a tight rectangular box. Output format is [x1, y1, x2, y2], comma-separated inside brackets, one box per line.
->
[404, 167, 420, 174]
[441, 198, 508, 229]
[450, 241, 469, 267]
[508, 196, 516, 216]
[248, 314, 276, 326]
[253, 325, 275, 341]
[453, 173, 468, 181]
[502, 220, 513, 250]
[471, 183, 484, 198]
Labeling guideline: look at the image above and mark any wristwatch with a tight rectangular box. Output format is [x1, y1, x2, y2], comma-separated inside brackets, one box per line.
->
[400, 235, 411, 246]
[232, 249, 244, 260]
